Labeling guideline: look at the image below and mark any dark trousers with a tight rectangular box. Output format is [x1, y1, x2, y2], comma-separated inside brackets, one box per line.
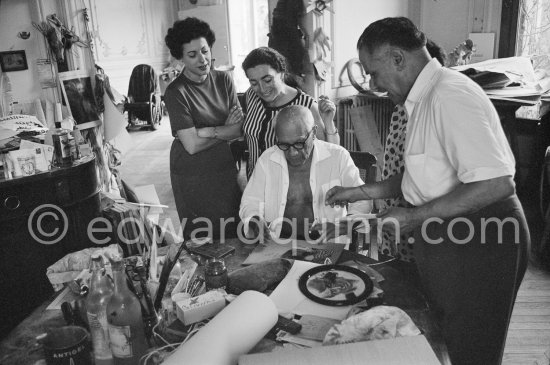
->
[413, 195, 530, 365]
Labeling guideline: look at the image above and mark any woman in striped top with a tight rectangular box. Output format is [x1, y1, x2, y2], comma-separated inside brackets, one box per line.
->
[241, 47, 339, 178]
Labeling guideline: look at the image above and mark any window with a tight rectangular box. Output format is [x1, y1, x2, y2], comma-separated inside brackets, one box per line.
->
[500, 0, 550, 72]
[227, 0, 269, 93]
[516, 0, 550, 71]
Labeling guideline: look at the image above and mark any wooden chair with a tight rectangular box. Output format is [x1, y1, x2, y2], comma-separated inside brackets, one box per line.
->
[347, 151, 378, 256]
[538, 146, 550, 267]
[349, 151, 377, 183]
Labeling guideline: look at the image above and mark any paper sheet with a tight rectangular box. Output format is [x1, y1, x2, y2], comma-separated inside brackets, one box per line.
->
[453, 56, 538, 84]
[19, 139, 54, 170]
[103, 92, 126, 141]
[239, 335, 441, 365]
[134, 184, 165, 215]
[163, 291, 278, 365]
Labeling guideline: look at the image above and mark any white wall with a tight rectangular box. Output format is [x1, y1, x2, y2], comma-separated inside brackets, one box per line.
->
[0, 0, 175, 107]
[0, 0, 43, 106]
[0, 0, 503, 107]
[86, 0, 175, 94]
[418, 0, 501, 62]
[330, 0, 409, 99]
[178, 2, 231, 68]
[327, 0, 501, 99]
[419, 0, 470, 55]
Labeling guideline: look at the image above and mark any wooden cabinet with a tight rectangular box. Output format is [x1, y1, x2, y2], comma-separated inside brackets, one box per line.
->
[0, 156, 101, 337]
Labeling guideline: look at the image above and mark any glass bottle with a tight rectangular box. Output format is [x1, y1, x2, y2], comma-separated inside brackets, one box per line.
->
[205, 258, 228, 291]
[86, 254, 114, 365]
[107, 255, 149, 364]
[51, 121, 74, 167]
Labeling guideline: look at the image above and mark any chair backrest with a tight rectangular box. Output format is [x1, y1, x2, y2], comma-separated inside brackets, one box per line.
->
[349, 151, 377, 183]
[541, 146, 550, 218]
[538, 146, 550, 267]
[127, 64, 159, 103]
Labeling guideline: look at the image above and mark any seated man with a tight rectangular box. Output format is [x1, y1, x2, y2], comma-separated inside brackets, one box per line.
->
[240, 105, 371, 242]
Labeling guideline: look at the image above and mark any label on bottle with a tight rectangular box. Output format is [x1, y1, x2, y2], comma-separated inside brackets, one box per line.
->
[87, 311, 113, 361]
[53, 132, 70, 158]
[108, 324, 133, 358]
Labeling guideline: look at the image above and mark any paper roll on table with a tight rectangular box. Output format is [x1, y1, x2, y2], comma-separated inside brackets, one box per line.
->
[162, 290, 278, 365]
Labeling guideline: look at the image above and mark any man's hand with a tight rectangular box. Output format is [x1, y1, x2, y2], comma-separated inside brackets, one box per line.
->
[249, 216, 272, 244]
[225, 105, 244, 125]
[376, 206, 421, 236]
[325, 186, 358, 207]
[311, 220, 353, 241]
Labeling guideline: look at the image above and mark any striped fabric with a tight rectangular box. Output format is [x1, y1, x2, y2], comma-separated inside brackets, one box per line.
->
[242, 87, 314, 178]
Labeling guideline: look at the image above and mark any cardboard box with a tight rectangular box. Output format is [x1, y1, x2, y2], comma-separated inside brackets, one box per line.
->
[175, 290, 226, 325]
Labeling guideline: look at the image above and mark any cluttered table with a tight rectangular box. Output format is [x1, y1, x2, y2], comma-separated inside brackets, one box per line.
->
[0, 238, 451, 365]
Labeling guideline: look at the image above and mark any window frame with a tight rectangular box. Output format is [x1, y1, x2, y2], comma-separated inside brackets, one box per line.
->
[498, 0, 520, 57]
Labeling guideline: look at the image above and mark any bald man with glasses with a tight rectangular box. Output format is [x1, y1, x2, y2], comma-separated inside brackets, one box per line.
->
[240, 105, 372, 242]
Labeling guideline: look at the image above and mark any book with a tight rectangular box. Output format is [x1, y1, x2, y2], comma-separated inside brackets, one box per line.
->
[187, 243, 235, 259]
[460, 68, 512, 89]
[486, 87, 542, 106]
[242, 240, 345, 266]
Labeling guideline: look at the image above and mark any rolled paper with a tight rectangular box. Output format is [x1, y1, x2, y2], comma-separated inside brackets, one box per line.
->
[163, 290, 278, 365]
[33, 99, 46, 127]
[55, 102, 62, 123]
[45, 100, 55, 129]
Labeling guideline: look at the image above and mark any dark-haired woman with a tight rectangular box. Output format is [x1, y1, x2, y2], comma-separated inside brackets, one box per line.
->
[241, 47, 339, 178]
[164, 17, 243, 239]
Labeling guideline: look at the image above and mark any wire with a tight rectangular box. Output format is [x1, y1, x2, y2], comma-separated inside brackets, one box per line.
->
[140, 342, 181, 365]
[151, 310, 171, 346]
[139, 319, 211, 364]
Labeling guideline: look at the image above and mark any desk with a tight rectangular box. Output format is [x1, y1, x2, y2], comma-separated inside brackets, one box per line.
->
[491, 98, 550, 194]
[0, 239, 450, 365]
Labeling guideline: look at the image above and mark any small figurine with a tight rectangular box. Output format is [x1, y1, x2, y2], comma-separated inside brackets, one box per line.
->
[447, 39, 475, 67]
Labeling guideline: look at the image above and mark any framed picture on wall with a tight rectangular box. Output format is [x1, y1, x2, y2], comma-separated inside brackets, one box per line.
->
[58, 70, 101, 129]
[0, 50, 28, 72]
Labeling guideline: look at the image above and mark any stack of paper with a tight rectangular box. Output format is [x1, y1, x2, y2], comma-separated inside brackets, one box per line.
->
[102, 201, 155, 256]
[485, 86, 541, 105]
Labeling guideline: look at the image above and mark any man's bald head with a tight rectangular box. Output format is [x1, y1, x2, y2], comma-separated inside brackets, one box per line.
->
[275, 105, 315, 137]
[274, 105, 316, 167]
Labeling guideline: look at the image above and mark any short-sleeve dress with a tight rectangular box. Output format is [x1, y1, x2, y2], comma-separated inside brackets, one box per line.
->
[164, 70, 241, 239]
[242, 87, 314, 178]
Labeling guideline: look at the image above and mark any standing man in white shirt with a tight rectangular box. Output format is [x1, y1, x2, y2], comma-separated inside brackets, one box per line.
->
[325, 17, 530, 365]
[240, 105, 371, 242]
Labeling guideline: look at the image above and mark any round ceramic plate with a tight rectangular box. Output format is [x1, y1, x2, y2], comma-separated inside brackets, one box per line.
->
[298, 265, 373, 306]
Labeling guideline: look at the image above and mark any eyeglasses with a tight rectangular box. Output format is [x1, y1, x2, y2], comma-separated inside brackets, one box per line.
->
[276, 128, 314, 151]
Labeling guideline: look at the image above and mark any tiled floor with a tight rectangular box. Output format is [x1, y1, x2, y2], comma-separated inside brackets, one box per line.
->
[119, 117, 179, 227]
[119, 116, 550, 365]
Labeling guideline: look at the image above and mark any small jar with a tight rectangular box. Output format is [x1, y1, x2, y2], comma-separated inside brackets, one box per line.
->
[204, 258, 228, 291]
